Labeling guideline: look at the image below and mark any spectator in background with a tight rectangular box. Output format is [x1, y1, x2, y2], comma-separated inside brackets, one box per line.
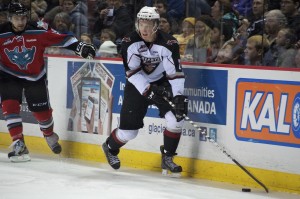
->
[173, 17, 195, 58]
[245, 0, 269, 37]
[20, 0, 39, 21]
[186, 0, 211, 18]
[158, 13, 173, 35]
[153, 0, 168, 15]
[31, 0, 48, 17]
[245, 35, 270, 66]
[100, 28, 116, 44]
[80, 33, 92, 44]
[276, 28, 297, 67]
[98, 40, 119, 58]
[183, 15, 214, 62]
[263, 9, 287, 66]
[234, 18, 249, 48]
[264, 9, 287, 44]
[65, 0, 88, 38]
[44, 0, 64, 26]
[211, 0, 239, 33]
[52, 11, 74, 33]
[96, 28, 117, 57]
[166, 0, 185, 20]
[208, 21, 234, 62]
[231, 45, 246, 65]
[0, 11, 8, 24]
[153, 0, 178, 33]
[232, 0, 252, 18]
[93, 0, 133, 48]
[45, 11, 75, 55]
[145, 0, 185, 21]
[93, 0, 113, 35]
[0, 0, 10, 11]
[280, 0, 300, 41]
[45, 0, 60, 13]
[269, 0, 281, 10]
[44, 0, 88, 38]
[214, 41, 235, 64]
[295, 47, 300, 67]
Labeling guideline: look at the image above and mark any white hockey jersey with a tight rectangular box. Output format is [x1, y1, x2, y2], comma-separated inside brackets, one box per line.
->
[121, 30, 185, 96]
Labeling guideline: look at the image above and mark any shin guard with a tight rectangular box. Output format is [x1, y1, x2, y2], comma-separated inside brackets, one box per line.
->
[107, 128, 126, 153]
[32, 109, 54, 136]
[163, 129, 181, 155]
[2, 100, 23, 141]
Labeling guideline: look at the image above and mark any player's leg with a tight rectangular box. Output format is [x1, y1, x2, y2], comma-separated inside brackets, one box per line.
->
[102, 81, 149, 169]
[24, 76, 61, 154]
[161, 111, 184, 176]
[0, 75, 30, 162]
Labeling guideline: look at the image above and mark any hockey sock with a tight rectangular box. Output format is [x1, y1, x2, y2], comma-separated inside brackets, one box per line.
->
[163, 129, 181, 155]
[32, 109, 54, 137]
[107, 128, 125, 155]
[2, 100, 23, 141]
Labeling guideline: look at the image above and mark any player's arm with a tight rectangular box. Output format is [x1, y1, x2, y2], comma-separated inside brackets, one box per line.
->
[41, 26, 96, 59]
[163, 40, 188, 121]
[163, 39, 185, 96]
[67, 41, 96, 59]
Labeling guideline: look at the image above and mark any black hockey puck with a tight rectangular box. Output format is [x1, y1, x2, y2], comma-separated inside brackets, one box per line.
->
[242, 188, 251, 192]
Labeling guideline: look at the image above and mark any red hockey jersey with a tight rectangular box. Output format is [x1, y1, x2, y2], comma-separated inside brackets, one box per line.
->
[0, 21, 78, 81]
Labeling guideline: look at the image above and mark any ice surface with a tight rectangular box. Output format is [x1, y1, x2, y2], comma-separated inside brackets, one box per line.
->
[0, 152, 299, 199]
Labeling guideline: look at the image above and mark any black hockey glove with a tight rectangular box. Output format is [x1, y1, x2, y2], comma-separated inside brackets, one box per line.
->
[172, 95, 188, 122]
[75, 42, 96, 59]
[144, 84, 173, 104]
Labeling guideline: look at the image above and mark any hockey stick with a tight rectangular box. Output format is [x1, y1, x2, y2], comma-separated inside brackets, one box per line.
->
[164, 97, 269, 193]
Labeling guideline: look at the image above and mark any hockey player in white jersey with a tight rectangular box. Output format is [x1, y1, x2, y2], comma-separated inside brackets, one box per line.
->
[102, 6, 188, 176]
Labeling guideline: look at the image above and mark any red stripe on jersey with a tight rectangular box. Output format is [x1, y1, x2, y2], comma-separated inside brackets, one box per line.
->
[163, 129, 181, 138]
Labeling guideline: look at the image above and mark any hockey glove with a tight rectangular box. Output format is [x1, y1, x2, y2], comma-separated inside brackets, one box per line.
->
[144, 84, 173, 104]
[75, 42, 96, 59]
[172, 95, 188, 122]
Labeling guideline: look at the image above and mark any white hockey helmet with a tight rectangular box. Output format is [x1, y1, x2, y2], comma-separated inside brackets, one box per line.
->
[136, 6, 160, 33]
[137, 6, 160, 20]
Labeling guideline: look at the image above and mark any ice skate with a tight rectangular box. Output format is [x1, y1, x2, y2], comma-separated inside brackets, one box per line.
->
[160, 145, 182, 178]
[8, 139, 31, 162]
[102, 142, 120, 170]
[45, 133, 62, 154]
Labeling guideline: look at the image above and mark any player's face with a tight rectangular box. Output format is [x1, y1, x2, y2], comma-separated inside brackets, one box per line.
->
[138, 19, 156, 42]
[10, 15, 27, 32]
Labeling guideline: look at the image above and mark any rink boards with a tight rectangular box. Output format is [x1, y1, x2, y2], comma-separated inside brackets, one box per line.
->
[0, 57, 299, 194]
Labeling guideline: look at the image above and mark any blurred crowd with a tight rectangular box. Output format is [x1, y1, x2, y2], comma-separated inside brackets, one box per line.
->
[1, 0, 300, 67]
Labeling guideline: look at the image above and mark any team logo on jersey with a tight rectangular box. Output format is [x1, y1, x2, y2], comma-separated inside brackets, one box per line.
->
[138, 45, 148, 53]
[141, 63, 159, 74]
[166, 40, 178, 45]
[5, 46, 36, 70]
[3, 36, 23, 46]
[141, 56, 161, 64]
[37, 20, 49, 30]
[141, 56, 161, 74]
[122, 37, 131, 43]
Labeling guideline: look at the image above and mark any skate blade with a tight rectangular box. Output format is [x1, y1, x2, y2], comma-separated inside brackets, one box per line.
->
[10, 154, 31, 162]
[162, 169, 181, 178]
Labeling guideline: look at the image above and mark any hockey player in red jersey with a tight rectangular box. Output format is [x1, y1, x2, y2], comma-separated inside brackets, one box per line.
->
[0, 1, 96, 162]
[102, 6, 188, 176]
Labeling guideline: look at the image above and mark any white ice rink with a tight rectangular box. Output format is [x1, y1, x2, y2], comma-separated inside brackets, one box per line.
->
[0, 152, 299, 199]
